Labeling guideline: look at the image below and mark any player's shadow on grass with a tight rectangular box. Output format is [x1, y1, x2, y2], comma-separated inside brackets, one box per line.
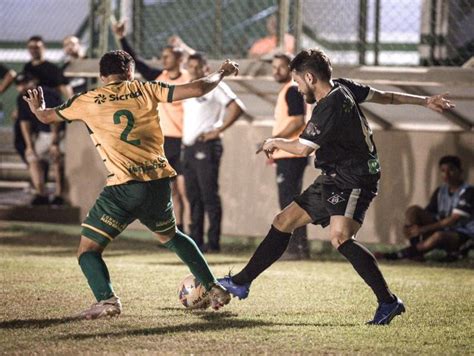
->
[59, 318, 274, 340]
[0, 317, 80, 329]
[148, 260, 246, 266]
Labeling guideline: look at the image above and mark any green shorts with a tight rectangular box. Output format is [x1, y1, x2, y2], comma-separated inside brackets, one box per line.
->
[81, 178, 175, 246]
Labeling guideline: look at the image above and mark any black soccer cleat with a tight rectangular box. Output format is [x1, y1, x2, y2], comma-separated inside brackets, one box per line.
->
[367, 296, 405, 325]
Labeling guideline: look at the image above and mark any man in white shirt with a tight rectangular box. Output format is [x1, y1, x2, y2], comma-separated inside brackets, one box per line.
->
[183, 52, 245, 252]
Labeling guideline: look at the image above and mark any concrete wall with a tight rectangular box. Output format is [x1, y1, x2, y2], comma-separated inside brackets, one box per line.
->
[66, 121, 473, 243]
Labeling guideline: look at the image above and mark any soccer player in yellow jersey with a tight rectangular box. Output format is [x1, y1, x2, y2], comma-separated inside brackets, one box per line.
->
[23, 49, 239, 319]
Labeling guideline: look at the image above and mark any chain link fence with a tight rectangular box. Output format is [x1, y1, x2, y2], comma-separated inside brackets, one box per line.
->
[135, 0, 279, 59]
[1, 0, 472, 65]
[301, 0, 473, 66]
[128, 0, 473, 65]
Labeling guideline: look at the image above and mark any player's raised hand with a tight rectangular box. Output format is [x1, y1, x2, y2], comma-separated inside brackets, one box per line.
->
[112, 20, 127, 39]
[219, 59, 239, 77]
[426, 92, 455, 113]
[23, 86, 45, 114]
[168, 35, 183, 47]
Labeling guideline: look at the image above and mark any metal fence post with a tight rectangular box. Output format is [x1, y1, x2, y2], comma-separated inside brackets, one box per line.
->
[374, 0, 381, 65]
[294, 0, 303, 53]
[358, 0, 368, 65]
[214, 0, 223, 58]
[278, 0, 290, 52]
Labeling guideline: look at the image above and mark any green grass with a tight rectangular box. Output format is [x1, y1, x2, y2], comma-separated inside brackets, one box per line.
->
[1, 222, 473, 354]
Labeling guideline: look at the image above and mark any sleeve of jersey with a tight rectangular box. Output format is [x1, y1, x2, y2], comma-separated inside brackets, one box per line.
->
[299, 103, 338, 149]
[286, 86, 305, 116]
[146, 81, 175, 103]
[54, 93, 85, 122]
[337, 78, 373, 103]
[215, 82, 237, 106]
[452, 187, 473, 217]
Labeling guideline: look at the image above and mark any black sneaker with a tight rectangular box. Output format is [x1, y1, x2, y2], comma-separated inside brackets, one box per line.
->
[31, 195, 50, 205]
[50, 196, 65, 206]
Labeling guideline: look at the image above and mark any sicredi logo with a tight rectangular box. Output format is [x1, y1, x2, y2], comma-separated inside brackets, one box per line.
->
[94, 91, 142, 104]
[94, 94, 106, 104]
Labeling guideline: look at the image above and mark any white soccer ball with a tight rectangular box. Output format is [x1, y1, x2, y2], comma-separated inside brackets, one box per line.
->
[178, 274, 210, 309]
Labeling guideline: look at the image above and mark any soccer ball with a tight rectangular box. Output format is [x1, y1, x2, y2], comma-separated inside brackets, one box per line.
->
[178, 274, 210, 309]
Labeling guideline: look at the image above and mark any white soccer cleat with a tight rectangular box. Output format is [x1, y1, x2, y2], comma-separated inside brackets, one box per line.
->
[208, 283, 231, 311]
[74, 295, 122, 320]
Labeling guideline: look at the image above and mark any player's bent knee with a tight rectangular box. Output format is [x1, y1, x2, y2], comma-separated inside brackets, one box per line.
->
[330, 231, 350, 249]
[154, 226, 176, 244]
[77, 235, 104, 259]
[272, 212, 296, 233]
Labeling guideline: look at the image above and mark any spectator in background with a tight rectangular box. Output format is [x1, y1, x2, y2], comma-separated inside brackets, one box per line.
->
[16, 72, 65, 205]
[62, 35, 88, 94]
[112, 21, 192, 233]
[379, 156, 473, 261]
[182, 52, 245, 252]
[248, 15, 295, 59]
[0, 63, 17, 94]
[23, 35, 73, 99]
[270, 53, 309, 259]
[0, 64, 25, 163]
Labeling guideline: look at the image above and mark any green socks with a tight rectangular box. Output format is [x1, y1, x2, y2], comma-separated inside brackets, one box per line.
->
[78, 251, 115, 301]
[164, 230, 217, 290]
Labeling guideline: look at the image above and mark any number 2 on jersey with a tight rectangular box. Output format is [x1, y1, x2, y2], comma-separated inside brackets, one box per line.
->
[113, 110, 141, 146]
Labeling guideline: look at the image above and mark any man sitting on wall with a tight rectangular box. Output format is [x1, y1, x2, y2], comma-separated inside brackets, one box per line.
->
[378, 156, 473, 261]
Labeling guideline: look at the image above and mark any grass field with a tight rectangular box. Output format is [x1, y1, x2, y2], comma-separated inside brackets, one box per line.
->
[1, 222, 473, 355]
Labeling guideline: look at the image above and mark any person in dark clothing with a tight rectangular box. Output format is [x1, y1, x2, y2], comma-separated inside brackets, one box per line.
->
[16, 72, 65, 205]
[23, 35, 72, 99]
[219, 48, 455, 325]
[379, 156, 473, 261]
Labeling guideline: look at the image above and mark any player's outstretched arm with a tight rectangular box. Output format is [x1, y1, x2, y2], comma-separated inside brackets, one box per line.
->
[368, 89, 455, 113]
[22, 87, 61, 124]
[256, 138, 316, 159]
[172, 59, 239, 101]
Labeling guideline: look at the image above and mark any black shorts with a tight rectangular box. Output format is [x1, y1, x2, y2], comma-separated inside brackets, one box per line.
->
[164, 136, 182, 175]
[294, 175, 377, 227]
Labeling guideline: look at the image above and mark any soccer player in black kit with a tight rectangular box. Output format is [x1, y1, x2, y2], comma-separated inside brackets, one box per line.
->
[219, 49, 455, 325]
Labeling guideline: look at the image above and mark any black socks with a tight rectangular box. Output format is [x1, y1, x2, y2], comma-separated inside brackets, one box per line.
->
[232, 225, 291, 285]
[338, 239, 395, 304]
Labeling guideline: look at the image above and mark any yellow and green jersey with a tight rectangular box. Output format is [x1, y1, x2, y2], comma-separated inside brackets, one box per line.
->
[55, 80, 177, 185]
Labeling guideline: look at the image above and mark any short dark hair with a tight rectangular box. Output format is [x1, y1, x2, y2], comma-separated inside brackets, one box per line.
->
[289, 49, 332, 82]
[439, 155, 462, 170]
[28, 35, 43, 43]
[99, 50, 135, 78]
[273, 53, 293, 65]
[163, 45, 184, 59]
[188, 52, 208, 66]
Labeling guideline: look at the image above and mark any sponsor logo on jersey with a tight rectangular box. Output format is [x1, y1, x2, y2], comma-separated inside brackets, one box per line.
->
[127, 157, 167, 174]
[304, 122, 320, 137]
[94, 94, 107, 104]
[94, 90, 143, 104]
